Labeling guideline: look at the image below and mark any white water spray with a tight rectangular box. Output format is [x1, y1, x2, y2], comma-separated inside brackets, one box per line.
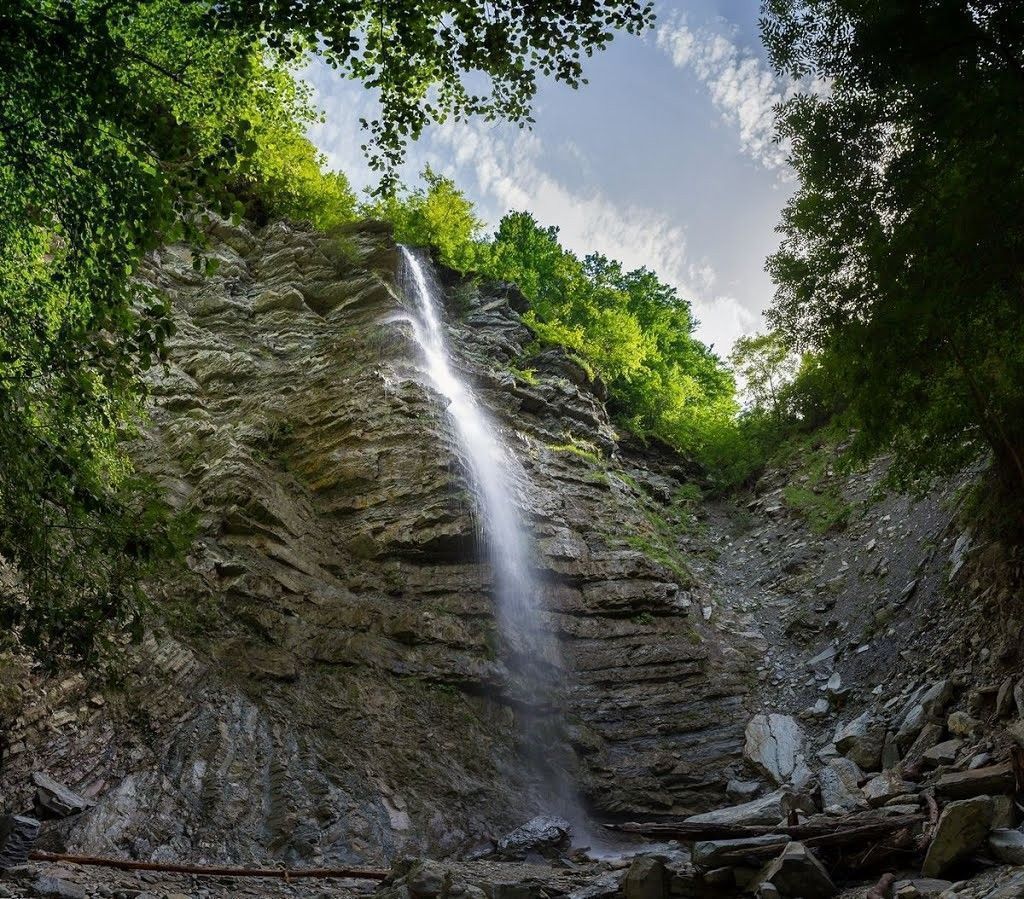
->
[397, 247, 585, 828]
[398, 246, 547, 665]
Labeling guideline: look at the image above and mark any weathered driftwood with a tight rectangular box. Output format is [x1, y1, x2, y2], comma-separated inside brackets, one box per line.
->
[604, 811, 923, 844]
[28, 851, 389, 881]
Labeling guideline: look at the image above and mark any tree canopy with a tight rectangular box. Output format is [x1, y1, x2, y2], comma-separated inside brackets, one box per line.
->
[762, 0, 1024, 497]
[214, 0, 655, 189]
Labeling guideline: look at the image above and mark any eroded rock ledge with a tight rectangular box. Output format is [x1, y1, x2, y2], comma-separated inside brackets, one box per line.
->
[0, 219, 755, 865]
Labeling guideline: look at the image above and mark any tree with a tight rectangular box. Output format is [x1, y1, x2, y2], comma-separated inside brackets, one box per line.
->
[484, 212, 739, 469]
[215, 0, 656, 189]
[361, 168, 485, 271]
[762, 0, 1024, 497]
[730, 332, 797, 413]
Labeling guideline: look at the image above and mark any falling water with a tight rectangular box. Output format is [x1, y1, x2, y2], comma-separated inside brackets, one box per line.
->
[397, 246, 581, 823]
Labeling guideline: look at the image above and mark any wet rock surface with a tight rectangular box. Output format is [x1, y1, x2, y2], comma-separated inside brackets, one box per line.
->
[3, 218, 1024, 898]
[0, 220, 753, 866]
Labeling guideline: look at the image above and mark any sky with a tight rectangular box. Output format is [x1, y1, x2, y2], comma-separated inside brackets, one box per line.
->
[302, 0, 797, 356]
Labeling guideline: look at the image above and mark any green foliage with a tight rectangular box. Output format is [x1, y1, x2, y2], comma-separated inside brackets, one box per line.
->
[361, 168, 486, 272]
[781, 484, 850, 534]
[730, 332, 797, 413]
[234, 71, 358, 229]
[484, 212, 740, 474]
[213, 0, 655, 189]
[0, 0, 259, 658]
[774, 429, 853, 533]
[0, 0, 345, 659]
[762, 0, 1024, 500]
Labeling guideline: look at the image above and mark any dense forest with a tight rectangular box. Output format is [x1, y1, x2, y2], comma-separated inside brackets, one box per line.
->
[1, 0, 1022, 662]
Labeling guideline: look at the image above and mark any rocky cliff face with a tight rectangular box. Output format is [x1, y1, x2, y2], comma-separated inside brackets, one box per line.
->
[1, 220, 755, 865]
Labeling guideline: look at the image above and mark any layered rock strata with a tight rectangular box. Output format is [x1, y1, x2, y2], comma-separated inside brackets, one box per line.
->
[1, 220, 753, 864]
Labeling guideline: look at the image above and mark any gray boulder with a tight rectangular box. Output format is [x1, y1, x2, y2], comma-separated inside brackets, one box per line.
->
[496, 815, 572, 858]
[405, 859, 449, 898]
[922, 739, 963, 768]
[32, 772, 93, 818]
[31, 876, 88, 899]
[922, 795, 994, 876]
[819, 757, 866, 811]
[862, 770, 914, 807]
[0, 815, 40, 869]
[744, 714, 810, 787]
[897, 681, 952, 747]
[692, 834, 790, 869]
[989, 828, 1024, 865]
[684, 789, 788, 827]
[751, 842, 835, 898]
[892, 880, 952, 898]
[624, 856, 667, 899]
[833, 712, 884, 770]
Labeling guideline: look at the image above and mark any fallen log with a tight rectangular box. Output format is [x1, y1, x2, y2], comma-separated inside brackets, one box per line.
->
[604, 812, 923, 844]
[695, 816, 924, 868]
[28, 851, 389, 881]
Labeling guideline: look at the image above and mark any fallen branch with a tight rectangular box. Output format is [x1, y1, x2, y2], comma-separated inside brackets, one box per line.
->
[28, 851, 389, 881]
[605, 812, 923, 844]
[706, 816, 924, 868]
[915, 791, 940, 853]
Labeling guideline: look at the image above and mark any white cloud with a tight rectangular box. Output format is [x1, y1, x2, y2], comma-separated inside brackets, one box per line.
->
[657, 18, 793, 171]
[431, 121, 756, 352]
[301, 59, 763, 352]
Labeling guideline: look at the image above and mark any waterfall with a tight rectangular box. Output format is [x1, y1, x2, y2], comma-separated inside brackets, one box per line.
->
[397, 246, 582, 827]
[398, 246, 541, 660]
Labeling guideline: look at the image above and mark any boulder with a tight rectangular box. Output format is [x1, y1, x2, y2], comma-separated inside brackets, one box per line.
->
[891, 880, 952, 898]
[947, 711, 981, 737]
[568, 874, 626, 899]
[996, 678, 1015, 718]
[819, 757, 865, 812]
[989, 828, 1024, 865]
[726, 779, 762, 802]
[624, 856, 667, 899]
[684, 790, 788, 827]
[744, 714, 809, 787]
[900, 723, 944, 774]
[921, 795, 994, 876]
[992, 795, 1017, 828]
[0, 815, 40, 869]
[405, 859, 449, 898]
[896, 681, 951, 747]
[862, 770, 914, 807]
[751, 842, 835, 898]
[934, 762, 1014, 800]
[32, 772, 93, 818]
[496, 816, 571, 858]
[922, 739, 963, 768]
[881, 731, 901, 770]
[833, 712, 884, 770]
[692, 835, 790, 869]
[31, 876, 88, 899]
